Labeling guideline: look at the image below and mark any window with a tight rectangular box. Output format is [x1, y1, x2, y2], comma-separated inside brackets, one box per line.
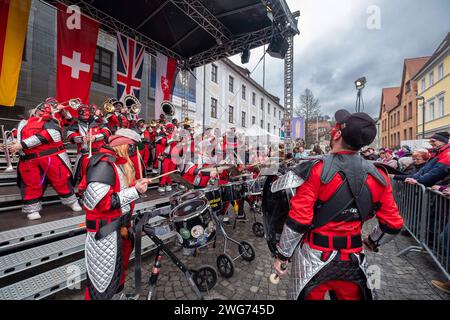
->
[267, 123, 270, 132]
[242, 85, 246, 100]
[241, 111, 246, 127]
[421, 78, 426, 92]
[405, 81, 411, 93]
[273, 125, 276, 134]
[267, 103, 270, 114]
[252, 116, 256, 125]
[438, 63, 444, 80]
[438, 95, 445, 117]
[408, 102, 412, 120]
[252, 92, 256, 105]
[274, 107, 276, 117]
[211, 64, 218, 83]
[429, 71, 434, 86]
[260, 98, 264, 111]
[228, 105, 234, 123]
[211, 98, 217, 118]
[429, 99, 435, 121]
[404, 129, 407, 140]
[228, 76, 234, 92]
[93, 46, 113, 86]
[403, 105, 407, 121]
[279, 111, 281, 119]
[397, 111, 400, 125]
[409, 127, 413, 140]
[260, 119, 263, 128]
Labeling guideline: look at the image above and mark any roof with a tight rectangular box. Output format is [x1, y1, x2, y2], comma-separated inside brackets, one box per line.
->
[397, 56, 430, 99]
[379, 87, 401, 118]
[46, 0, 299, 68]
[413, 32, 450, 80]
[222, 58, 284, 109]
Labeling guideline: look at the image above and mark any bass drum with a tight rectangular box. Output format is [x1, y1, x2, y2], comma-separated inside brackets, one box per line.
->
[261, 175, 294, 256]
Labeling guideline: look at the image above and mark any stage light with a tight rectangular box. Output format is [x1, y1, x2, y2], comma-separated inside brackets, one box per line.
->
[241, 48, 250, 64]
[355, 77, 366, 90]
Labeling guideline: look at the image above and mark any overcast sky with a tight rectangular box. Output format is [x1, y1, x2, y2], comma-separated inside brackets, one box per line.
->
[230, 0, 450, 118]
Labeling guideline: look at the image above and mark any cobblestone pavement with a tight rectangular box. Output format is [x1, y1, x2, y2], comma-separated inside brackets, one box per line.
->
[51, 211, 450, 300]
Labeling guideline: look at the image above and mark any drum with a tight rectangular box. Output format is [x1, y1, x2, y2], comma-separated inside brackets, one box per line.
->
[179, 190, 206, 203]
[169, 190, 186, 208]
[245, 177, 266, 196]
[170, 198, 216, 249]
[220, 182, 245, 202]
[203, 186, 222, 213]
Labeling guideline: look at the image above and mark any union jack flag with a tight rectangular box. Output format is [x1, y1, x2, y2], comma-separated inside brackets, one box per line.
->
[116, 32, 145, 101]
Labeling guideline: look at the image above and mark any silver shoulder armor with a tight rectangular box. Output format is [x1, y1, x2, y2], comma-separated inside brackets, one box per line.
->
[276, 224, 304, 259]
[83, 182, 111, 210]
[47, 129, 62, 142]
[117, 187, 140, 208]
[270, 170, 304, 193]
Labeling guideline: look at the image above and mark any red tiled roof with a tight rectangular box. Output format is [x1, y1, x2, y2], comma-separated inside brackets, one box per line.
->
[404, 56, 430, 79]
[382, 87, 401, 112]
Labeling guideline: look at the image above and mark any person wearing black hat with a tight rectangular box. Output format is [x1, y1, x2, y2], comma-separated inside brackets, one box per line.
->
[105, 100, 130, 133]
[272, 109, 404, 300]
[404, 131, 450, 187]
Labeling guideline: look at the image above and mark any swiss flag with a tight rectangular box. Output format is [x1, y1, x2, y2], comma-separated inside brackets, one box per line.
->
[56, 3, 99, 116]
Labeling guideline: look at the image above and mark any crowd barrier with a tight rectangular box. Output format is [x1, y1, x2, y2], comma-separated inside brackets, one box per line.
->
[391, 180, 450, 280]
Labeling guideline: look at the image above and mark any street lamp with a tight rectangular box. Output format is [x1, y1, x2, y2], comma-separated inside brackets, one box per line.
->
[355, 77, 366, 112]
[416, 95, 426, 139]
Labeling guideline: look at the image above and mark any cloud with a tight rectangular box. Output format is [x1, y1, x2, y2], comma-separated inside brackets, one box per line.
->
[230, 0, 450, 118]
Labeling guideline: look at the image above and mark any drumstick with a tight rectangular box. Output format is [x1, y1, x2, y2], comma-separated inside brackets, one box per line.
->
[142, 170, 179, 184]
[269, 263, 287, 285]
[137, 150, 143, 179]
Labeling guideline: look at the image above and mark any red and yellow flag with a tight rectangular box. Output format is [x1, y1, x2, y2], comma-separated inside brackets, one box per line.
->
[0, 0, 31, 107]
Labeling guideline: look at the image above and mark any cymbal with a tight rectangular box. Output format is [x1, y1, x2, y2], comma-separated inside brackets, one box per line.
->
[233, 173, 253, 179]
[168, 173, 195, 189]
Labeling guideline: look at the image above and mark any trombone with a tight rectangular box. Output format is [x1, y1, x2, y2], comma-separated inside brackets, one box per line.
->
[1, 125, 14, 172]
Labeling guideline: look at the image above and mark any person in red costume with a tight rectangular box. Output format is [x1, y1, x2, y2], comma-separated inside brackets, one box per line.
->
[8, 100, 82, 220]
[67, 105, 111, 183]
[106, 99, 129, 133]
[80, 128, 149, 300]
[273, 109, 404, 300]
[158, 122, 177, 193]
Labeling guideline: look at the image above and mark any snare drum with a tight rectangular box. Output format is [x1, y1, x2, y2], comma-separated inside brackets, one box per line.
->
[179, 190, 206, 203]
[169, 190, 186, 208]
[170, 198, 216, 248]
[203, 186, 222, 213]
[220, 182, 245, 202]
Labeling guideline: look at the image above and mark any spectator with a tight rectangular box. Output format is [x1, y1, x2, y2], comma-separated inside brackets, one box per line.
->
[361, 147, 377, 160]
[381, 149, 399, 169]
[394, 149, 430, 180]
[405, 132, 450, 187]
[294, 146, 308, 159]
[396, 145, 412, 158]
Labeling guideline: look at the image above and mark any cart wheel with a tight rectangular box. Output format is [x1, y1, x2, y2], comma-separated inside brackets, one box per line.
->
[216, 254, 234, 278]
[193, 265, 218, 292]
[252, 222, 264, 237]
[238, 241, 256, 262]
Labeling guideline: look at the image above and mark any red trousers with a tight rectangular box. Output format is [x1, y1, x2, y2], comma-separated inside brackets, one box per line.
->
[160, 157, 175, 186]
[18, 154, 73, 202]
[84, 237, 133, 300]
[305, 280, 362, 300]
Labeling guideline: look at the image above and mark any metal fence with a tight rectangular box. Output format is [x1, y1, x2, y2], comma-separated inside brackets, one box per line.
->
[392, 180, 450, 280]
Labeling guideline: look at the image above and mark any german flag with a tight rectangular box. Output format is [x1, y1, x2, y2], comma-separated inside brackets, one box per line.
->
[0, 0, 31, 107]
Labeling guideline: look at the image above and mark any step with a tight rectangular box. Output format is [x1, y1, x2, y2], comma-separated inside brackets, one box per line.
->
[0, 231, 175, 300]
[0, 215, 167, 278]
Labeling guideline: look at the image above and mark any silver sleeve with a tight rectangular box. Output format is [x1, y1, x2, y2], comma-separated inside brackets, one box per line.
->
[83, 182, 111, 210]
[47, 129, 62, 142]
[369, 224, 397, 247]
[276, 224, 304, 259]
[22, 135, 42, 148]
[116, 187, 140, 208]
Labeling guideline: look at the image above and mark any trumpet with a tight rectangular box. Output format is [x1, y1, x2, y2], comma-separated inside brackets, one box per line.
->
[103, 98, 115, 113]
[146, 119, 158, 128]
[60, 98, 82, 110]
[180, 117, 194, 126]
[1, 125, 14, 172]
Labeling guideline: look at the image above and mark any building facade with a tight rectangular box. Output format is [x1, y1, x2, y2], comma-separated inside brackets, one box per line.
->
[0, 0, 284, 136]
[414, 32, 450, 138]
[379, 87, 400, 149]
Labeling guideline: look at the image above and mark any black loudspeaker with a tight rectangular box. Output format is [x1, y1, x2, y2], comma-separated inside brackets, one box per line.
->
[241, 49, 250, 64]
[267, 35, 289, 59]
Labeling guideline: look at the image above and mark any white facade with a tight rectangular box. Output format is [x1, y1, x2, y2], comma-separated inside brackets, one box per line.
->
[183, 59, 285, 135]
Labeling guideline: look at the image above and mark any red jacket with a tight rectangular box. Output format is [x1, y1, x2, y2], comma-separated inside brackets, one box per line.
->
[288, 152, 404, 254]
[19, 117, 64, 157]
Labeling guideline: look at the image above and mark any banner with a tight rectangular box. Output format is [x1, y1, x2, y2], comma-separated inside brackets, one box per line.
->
[116, 32, 145, 101]
[155, 52, 177, 119]
[0, 0, 31, 107]
[291, 116, 305, 140]
[56, 3, 99, 115]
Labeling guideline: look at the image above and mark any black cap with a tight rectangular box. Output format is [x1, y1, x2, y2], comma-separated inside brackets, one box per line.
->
[430, 132, 449, 144]
[334, 109, 377, 149]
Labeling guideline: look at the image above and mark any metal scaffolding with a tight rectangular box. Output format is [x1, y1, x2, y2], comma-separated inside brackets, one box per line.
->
[180, 68, 189, 119]
[283, 34, 294, 153]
